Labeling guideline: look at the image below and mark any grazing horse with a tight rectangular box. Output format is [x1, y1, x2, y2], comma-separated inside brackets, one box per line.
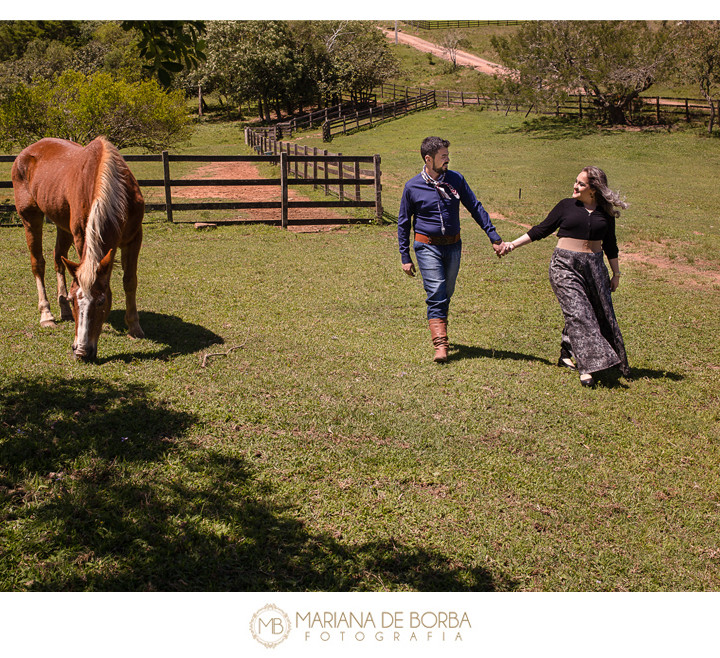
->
[12, 136, 145, 361]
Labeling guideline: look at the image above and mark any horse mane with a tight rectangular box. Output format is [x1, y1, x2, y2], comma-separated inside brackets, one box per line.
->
[77, 137, 128, 294]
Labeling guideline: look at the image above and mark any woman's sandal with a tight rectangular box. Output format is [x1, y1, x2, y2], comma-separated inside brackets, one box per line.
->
[557, 356, 577, 370]
[580, 374, 595, 388]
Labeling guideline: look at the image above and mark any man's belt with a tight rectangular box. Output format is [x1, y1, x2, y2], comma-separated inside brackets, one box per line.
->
[414, 232, 461, 246]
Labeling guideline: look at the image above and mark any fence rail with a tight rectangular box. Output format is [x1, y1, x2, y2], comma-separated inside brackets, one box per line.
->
[245, 128, 383, 221]
[267, 96, 377, 139]
[377, 84, 716, 121]
[0, 149, 383, 226]
[321, 90, 436, 141]
[404, 20, 523, 29]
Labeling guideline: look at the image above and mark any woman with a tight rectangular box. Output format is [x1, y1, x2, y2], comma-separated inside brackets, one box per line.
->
[505, 166, 630, 388]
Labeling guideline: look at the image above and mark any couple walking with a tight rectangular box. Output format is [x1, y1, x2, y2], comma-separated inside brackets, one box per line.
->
[398, 136, 630, 388]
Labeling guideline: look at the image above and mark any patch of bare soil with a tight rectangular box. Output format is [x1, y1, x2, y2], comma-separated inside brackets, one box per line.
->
[621, 240, 720, 288]
[175, 160, 352, 233]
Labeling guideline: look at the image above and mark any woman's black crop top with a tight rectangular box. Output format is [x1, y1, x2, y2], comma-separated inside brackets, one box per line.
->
[527, 198, 619, 259]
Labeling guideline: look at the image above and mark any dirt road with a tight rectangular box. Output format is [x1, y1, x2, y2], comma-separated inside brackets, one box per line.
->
[380, 27, 512, 77]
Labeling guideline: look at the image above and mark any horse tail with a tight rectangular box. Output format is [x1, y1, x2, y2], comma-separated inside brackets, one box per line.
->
[78, 137, 129, 294]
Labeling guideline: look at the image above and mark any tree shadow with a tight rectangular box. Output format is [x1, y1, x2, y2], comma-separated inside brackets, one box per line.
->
[501, 115, 609, 140]
[0, 375, 511, 592]
[449, 343, 552, 366]
[0, 376, 195, 474]
[103, 310, 224, 363]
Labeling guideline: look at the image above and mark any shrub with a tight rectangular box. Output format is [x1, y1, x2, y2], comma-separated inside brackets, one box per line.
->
[0, 70, 192, 152]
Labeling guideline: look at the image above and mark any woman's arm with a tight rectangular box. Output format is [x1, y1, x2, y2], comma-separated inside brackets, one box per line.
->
[608, 257, 621, 292]
[507, 233, 532, 252]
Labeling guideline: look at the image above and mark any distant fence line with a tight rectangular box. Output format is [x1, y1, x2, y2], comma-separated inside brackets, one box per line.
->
[265, 96, 378, 140]
[404, 20, 523, 29]
[377, 83, 715, 122]
[245, 127, 383, 221]
[321, 90, 436, 141]
[0, 149, 383, 227]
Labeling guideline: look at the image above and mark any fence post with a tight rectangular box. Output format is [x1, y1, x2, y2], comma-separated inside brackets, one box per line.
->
[656, 97, 661, 123]
[161, 150, 173, 223]
[338, 153, 344, 201]
[280, 151, 288, 229]
[354, 160, 361, 202]
[685, 98, 690, 122]
[324, 149, 329, 195]
[313, 147, 318, 189]
[373, 154, 382, 223]
[578, 95, 583, 119]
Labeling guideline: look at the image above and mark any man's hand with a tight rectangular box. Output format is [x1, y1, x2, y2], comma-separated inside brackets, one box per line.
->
[402, 262, 416, 277]
[492, 242, 509, 258]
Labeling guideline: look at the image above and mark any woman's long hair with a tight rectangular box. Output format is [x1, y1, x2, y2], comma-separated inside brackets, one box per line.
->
[583, 166, 628, 218]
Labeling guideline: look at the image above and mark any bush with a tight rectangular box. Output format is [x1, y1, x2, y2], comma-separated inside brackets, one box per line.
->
[0, 70, 192, 152]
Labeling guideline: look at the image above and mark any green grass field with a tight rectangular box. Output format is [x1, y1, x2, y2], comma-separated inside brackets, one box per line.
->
[1, 109, 718, 591]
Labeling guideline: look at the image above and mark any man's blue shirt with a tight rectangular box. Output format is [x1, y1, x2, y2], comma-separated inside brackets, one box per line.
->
[398, 170, 501, 264]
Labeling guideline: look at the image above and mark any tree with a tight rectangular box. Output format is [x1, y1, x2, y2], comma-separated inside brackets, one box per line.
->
[120, 20, 207, 88]
[0, 70, 191, 151]
[323, 21, 399, 105]
[674, 21, 720, 134]
[0, 20, 85, 61]
[201, 21, 301, 122]
[437, 30, 466, 70]
[492, 21, 673, 125]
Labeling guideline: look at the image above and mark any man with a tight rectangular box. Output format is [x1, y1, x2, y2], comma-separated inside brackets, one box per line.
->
[398, 136, 506, 363]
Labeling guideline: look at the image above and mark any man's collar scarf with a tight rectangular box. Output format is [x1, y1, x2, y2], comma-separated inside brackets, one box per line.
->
[421, 166, 459, 200]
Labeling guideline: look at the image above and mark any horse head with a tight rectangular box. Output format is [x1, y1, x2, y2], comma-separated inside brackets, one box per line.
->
[62, 251, 114, 362]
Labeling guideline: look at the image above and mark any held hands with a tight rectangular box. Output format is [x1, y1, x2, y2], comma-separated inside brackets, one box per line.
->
[493, 241, 514, 258]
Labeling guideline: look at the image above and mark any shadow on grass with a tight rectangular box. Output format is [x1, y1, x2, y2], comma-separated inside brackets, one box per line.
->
[595, 366, 684, 389]
[103, 310, 224, 363]
[449, 343, 552, 366]
[0, 375, 508, 592]
[501, 115, 609, 140]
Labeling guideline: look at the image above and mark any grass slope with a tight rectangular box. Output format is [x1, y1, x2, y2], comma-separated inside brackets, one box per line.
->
[1, 110, 718, 591]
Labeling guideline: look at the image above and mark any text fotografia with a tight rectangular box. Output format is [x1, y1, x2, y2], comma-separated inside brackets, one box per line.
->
[296, 610, 471, 643]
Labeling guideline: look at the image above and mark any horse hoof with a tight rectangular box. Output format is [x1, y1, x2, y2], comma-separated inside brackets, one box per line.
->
[129, 328, 145, 339]
[40, 320, 58, 328]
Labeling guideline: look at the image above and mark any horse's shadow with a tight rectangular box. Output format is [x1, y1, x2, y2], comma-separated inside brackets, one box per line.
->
[103, 310, 224, 364]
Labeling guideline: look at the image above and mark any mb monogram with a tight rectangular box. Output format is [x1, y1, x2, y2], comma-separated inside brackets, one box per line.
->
[249, 604, 292, 648]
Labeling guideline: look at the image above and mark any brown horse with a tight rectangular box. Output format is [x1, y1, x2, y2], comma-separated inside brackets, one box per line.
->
[12, 136, 145, 361]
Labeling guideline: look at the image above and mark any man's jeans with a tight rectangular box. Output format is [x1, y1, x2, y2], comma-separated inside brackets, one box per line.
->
[413, 240, 462, 320]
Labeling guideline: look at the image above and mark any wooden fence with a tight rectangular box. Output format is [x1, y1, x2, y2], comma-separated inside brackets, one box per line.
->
[321, 90, 436, 141]
[0, 149, 383, 227]
[245, 127, 383, 221]
[377, 84, 716, 122]
[404, 20, 523, 29]
[270, 96, 377, 139]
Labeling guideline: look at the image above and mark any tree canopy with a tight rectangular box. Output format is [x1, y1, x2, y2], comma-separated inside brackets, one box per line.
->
[0, 71, 191, 151]
[673, 21, 720, 133]
[195, 20, 399, 120]
[492, 21, 673, 125]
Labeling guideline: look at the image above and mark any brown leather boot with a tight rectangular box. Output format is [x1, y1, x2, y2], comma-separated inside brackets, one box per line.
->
[428, 318, 449, 363]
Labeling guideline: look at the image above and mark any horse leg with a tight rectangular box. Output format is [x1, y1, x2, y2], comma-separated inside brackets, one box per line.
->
[20, 208, 57, 327]
[121, 232, 144, 339]
[54, 229, 75, 321]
